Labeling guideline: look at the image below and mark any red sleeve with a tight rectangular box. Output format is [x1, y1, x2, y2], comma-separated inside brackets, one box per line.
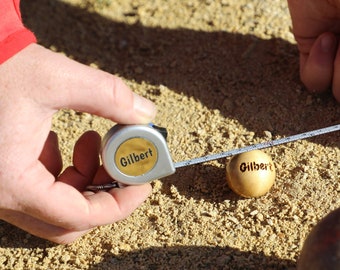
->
[0, 0, 36, 64]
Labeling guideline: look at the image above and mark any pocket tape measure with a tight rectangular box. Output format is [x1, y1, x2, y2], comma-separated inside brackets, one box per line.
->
[86, 123, 340, 191]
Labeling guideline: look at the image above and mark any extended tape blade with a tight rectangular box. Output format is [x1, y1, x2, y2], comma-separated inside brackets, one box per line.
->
[173, 124, 340, 169]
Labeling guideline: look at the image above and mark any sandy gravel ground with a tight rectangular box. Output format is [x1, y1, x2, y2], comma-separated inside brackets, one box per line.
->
[0, 0, 339, 269]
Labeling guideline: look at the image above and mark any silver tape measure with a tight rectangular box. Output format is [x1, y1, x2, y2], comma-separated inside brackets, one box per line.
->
[100, 123, 175, 185]
[86, 123, 340, 191]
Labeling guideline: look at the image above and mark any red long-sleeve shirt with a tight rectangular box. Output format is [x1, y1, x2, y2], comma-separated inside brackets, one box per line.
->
[0, 0, 36, 63]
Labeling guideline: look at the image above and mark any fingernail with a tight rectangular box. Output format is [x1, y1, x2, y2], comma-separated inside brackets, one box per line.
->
[320, 34, 336, 53]
[133, 93, 157, 123]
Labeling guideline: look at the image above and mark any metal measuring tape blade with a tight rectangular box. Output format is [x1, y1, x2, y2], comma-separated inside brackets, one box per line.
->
[86, 123, 340, 191]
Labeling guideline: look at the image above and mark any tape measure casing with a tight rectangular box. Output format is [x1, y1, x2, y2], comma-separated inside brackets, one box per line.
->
[101, 124, 175, 185]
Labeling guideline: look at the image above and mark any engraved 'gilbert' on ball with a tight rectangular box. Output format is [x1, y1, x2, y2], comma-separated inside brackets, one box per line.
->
[226, 150, 276, 198]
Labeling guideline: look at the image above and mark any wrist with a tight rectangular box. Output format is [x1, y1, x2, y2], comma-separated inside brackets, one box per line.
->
[0, 29, 36, 64]
[0, 0, 36, 64]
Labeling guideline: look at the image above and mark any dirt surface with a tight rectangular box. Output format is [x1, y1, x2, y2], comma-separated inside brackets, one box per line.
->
[0, 0, 339, 269]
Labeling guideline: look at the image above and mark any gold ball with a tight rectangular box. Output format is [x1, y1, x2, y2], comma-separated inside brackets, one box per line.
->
[226, 150, 276, 198]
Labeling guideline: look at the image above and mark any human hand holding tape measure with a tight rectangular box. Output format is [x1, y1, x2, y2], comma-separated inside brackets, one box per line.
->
[86, 123, 340, 194]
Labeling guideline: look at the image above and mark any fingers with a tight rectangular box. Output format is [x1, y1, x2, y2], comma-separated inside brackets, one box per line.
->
[92, 166, 113, 185]
[1, 182, 151, 244]
[299, 32, 338, 93]
[20, 158, 152, 230]
[58, 131, 101, 190]
[39, 131, 62, 177]
[25, 44, 156, 124]
[73, 131, 101, 176]
[19, 129, 152, 233]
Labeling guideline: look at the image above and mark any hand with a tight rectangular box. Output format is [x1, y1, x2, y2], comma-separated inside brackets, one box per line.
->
[0, 44, 156, 244]
[287, 0, 340, 101]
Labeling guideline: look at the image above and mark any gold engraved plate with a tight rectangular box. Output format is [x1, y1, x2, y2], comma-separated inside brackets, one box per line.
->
[115, 138, 158, 176]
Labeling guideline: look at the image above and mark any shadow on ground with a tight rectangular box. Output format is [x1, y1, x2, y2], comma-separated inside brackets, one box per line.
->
[21, 0, 339, 140]
[0, 220, 295, 269]
[89, 245, 295, 270]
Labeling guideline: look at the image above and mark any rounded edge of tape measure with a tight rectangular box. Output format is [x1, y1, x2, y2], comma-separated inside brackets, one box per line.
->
[101, 124, 168, 185]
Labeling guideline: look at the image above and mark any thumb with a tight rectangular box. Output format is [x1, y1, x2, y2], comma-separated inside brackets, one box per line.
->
[30, 44, 157, 124]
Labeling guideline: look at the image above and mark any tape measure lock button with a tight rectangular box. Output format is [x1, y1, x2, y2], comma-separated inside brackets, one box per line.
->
[101, 124, 175, 185]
